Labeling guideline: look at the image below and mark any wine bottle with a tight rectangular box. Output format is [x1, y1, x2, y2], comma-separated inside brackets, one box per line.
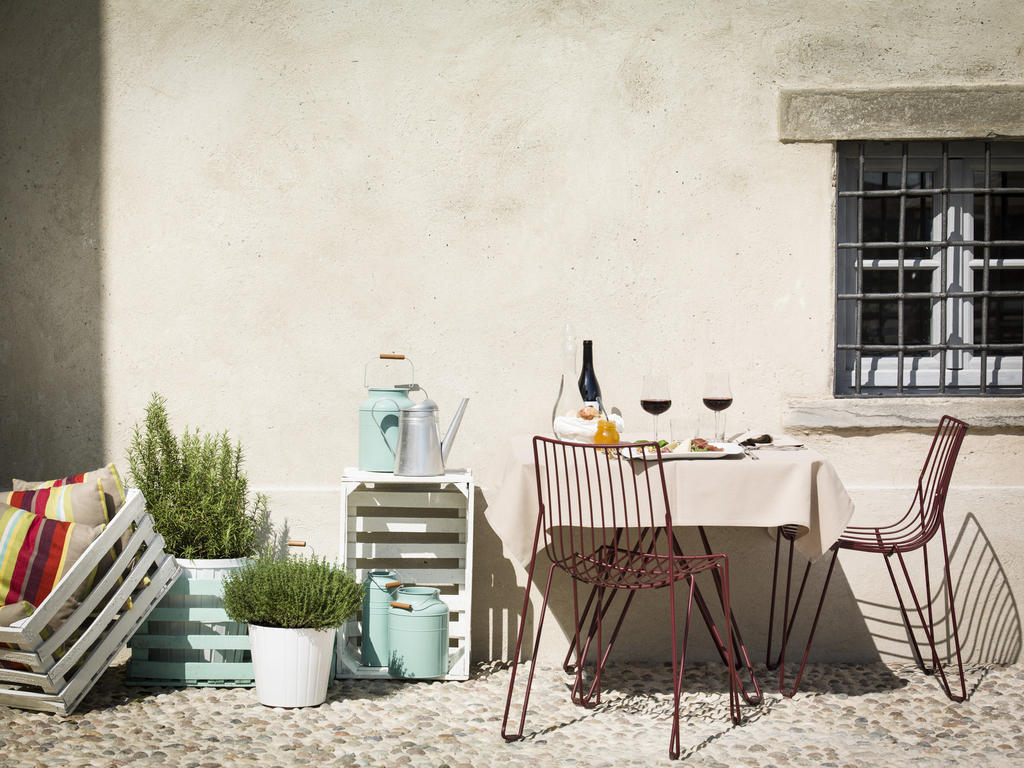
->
[577, 339, 603, 411]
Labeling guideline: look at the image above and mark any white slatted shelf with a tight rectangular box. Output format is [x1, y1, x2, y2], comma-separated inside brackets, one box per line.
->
[337, 468, 474, 682]
[351, 516, 466, 534]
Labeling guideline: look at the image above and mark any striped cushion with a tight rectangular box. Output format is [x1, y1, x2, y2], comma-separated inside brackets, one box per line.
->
[11, 463, 126, 521]
[5, 477, 111, 528]
[0, 503, 104, 627]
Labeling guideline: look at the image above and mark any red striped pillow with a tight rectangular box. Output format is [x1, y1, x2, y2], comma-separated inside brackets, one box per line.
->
[5, 477, 110, 527]
[0, 503, 103, 627]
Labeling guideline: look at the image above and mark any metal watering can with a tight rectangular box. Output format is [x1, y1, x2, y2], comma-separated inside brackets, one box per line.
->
[394, 396, 469, 477]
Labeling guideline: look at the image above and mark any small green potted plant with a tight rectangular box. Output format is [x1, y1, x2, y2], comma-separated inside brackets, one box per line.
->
[126, 392, 273, 681]
[222, 551, 362, 707]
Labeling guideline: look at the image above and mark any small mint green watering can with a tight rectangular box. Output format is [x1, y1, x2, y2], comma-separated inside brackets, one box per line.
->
[387, 586, 450, 678]
[359, 354, 419, 472]
[361, 570, 401, 667]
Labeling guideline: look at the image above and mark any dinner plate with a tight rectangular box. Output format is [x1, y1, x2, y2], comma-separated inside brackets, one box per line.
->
[628, 442, 744, 460]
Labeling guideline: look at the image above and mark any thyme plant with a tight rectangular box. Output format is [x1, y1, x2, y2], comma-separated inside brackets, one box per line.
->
[221, 555, 363, 630]
[128, 393, 271, 560]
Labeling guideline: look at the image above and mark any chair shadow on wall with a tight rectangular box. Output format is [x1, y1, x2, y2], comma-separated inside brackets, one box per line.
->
[855, 512, 1021, 676]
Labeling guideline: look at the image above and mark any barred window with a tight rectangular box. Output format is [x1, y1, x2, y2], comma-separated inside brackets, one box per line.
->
[835, 140, 1024, 396]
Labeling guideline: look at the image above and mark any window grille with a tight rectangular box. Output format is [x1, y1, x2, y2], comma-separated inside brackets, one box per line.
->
[835, 140, 1024, 396]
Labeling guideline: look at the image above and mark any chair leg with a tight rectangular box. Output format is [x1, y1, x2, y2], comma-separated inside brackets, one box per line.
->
[720, 559, 741, 726]
[693, 527, 762, 705]
[569, 586, 637, 706]
[768, 531, 840, 697]
[569, 580, 606, 708]
[668, 575, 696, 761]
[668, 561, 741, 761]
[884, 535, 967, 702]
[501, 561, 558, 741]
[767, 528, 815, 671]
[561, 582, 599, 673]
[562, 528, 658, 683]
[561, 583, 636, 677]
[765, 528, 785, 668]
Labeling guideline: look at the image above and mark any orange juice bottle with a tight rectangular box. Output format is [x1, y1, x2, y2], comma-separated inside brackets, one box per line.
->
[593, 419, 620, 445]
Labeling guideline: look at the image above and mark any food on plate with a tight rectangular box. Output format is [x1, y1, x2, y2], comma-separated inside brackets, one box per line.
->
[632, 439, 681, 454]
[577, 405, 600, 420]
[689, 437, 723, 452]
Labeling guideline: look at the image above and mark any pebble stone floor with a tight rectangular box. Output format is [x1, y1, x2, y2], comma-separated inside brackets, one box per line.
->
[1, 655, 1022, 768]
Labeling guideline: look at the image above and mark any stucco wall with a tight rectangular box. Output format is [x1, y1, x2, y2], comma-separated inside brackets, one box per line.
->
[2, 0, 1022, 665]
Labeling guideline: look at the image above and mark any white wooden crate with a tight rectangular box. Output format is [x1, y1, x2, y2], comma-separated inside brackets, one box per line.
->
[0, 490, 181, 715]
[336, 469, 473, 681]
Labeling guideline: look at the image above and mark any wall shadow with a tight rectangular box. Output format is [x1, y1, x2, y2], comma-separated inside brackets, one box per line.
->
[854, 512, 1022, 667]
[471, 486, 531, 664]
[0, 2, 105, 480]
[952, 513, 1022, 664]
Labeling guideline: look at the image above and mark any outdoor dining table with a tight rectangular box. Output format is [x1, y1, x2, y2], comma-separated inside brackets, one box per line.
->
[486, 436, 856, 567]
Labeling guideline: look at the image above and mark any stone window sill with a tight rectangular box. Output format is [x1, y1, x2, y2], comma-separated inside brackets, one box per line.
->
[783, 398, 1024, 430]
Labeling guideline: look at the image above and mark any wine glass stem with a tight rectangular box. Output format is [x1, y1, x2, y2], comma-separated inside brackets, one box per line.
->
[653, 414, 659, 441]
[714, 412, 725, 442]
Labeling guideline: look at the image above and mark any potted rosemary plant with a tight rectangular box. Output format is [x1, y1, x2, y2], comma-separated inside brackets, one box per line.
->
[222, 552, 362, 707]
[126, 393, 273, 683]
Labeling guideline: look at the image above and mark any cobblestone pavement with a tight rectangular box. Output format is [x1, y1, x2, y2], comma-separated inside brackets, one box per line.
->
[1, 657, 1021, 767]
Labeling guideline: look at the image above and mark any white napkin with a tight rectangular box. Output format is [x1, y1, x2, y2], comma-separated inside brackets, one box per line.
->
[734, 431, 804, 448]
[553, 412, 626, 442]
[771, 434, 804, 447]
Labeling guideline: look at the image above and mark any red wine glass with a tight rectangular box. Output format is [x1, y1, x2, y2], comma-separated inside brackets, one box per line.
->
[641, 374, 672, 441]
[702, 372, 733, 442]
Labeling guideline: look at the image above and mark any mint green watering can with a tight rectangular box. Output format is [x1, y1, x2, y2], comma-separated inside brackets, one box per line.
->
[361, 570, 402, 667]
[387, 586, 450, 679]
[359, 354, 419, 472]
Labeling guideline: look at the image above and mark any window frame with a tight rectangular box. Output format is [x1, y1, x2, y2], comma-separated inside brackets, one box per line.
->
[835, 140, 1024, 397]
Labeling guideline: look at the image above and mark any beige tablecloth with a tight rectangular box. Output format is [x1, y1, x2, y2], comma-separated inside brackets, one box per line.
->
[485, 438, 855, 564]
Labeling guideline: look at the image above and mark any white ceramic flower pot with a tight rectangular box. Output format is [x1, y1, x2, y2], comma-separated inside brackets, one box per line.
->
[249, 624, 337, 707]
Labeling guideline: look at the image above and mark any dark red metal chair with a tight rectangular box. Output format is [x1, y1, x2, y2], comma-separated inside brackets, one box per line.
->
[766, 415, 969, 700]
[501, 437, 742, 760]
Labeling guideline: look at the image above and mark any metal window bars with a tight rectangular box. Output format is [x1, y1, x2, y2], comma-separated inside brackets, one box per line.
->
[836, 140, 1024, 396]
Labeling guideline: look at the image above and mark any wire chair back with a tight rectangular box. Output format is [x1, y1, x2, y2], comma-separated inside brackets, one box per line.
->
[533, 436, 676, 590]
[841, 415, 968, 554]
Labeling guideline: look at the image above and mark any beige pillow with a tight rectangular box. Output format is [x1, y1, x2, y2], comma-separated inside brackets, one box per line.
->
[0, 600, 34, 628]
[12, 463, 126, 521]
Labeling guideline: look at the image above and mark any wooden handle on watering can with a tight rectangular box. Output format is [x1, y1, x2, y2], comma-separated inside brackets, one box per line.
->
[390, 602, 413, 611]
[287, 540, 307, 548]
[385, 581, 402, 589]
[380, 353, 405, 360]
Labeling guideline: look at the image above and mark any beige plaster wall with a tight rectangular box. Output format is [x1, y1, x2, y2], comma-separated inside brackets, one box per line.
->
[3, 0, 1023, 664]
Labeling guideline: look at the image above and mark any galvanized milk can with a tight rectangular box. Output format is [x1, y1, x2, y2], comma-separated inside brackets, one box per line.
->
[387, 586, 450, 678]
[359, 354, 418, 472]
[361, 570, 401, 667]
